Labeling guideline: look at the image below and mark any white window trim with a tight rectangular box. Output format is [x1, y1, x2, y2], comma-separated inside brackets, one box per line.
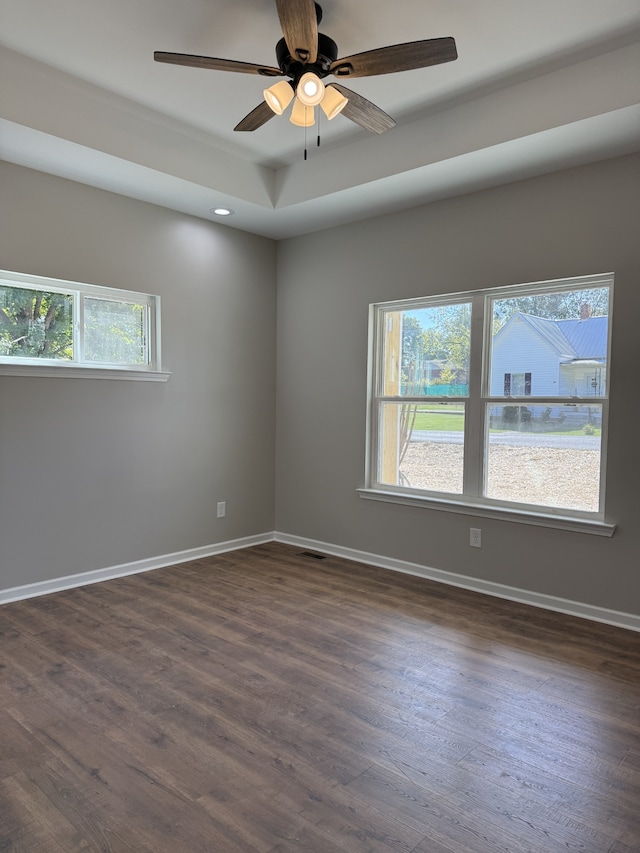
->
[357, 488, 616, 536]
[363, 273, 615, 535]
[0, 363, 171, 381]
[0, 269, 169, 382]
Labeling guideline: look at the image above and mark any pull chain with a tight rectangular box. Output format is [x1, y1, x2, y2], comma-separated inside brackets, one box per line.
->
[302, 107, 321, 161]
[304, 107, 308, 160]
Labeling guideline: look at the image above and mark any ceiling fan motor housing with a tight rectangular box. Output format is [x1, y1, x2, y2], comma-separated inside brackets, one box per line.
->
[275, 32, 338, 82]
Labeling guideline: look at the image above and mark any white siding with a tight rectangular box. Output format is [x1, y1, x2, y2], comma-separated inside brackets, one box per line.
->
[490, 317, 560, 396]
[559, 364, 607, 396]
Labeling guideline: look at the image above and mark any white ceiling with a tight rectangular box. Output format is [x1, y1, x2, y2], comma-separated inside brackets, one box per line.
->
[1, 0, 639, 238]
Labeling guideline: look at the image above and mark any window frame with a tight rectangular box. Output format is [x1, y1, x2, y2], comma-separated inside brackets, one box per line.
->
[361, 273, 615, 536]
[0, 269, 169, 381]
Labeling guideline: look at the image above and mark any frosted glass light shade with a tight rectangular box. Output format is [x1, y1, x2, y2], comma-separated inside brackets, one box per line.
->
[263, 80, 294, 115]
[290, 98, 315, 127]
[296, 72, 325, 107]
[321, 85, 348, 120]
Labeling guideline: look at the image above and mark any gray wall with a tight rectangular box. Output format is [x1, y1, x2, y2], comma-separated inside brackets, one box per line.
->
[3, 155, 639, 619]
[275, 153, 640, 617]
[0, 162, 277, 589]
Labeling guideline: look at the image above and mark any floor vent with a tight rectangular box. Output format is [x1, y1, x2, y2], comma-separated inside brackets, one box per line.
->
[299, 551, 327, 560]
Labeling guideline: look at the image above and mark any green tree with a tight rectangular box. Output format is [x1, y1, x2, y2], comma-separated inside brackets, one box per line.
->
[0, 286, 73, 359]
[401, 315, 423, 382]
[492, 286, 609, 333]
[426, 303, 471, 372]
[402, 288, 609, 376]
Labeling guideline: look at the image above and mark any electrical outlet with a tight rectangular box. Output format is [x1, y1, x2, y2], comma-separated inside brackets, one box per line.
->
[470, 527, 482, 548]
[217, 501, 226, 518]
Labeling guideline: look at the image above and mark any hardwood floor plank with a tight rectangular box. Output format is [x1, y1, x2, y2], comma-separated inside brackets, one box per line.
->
[0, 770, 92, 853]
[1, 542, 638, 852]
[344, 763, 538, 853]
[267, 780, 426, 853]
[0, 709, 48, 780]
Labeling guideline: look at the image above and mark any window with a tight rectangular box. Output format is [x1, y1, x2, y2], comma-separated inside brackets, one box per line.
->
[504, 372, 531, 396]
[0, 270, 167, 380]
[364, 274, 614, 533]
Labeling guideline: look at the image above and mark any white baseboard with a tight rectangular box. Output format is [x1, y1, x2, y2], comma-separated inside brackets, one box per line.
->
[274, 532, 640, 633]
[3, 530, 639, 633]
[0, 532, 274, 605]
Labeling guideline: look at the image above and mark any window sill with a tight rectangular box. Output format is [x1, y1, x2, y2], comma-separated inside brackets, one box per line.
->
[357, 488, 616, 537]
[0, 363, 171, 382]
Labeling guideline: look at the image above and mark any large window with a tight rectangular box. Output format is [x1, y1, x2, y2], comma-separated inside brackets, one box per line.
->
[0, 270, 165, 378]
[365, 274, 614, 532]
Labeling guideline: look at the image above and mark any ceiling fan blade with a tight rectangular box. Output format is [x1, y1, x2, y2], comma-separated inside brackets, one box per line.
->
[275, 0, 318, 64]
[331, 84, 395, 134]
[330, 37, 457, 78]
[234, 101, 277, 132]
[154, 52, 282, 77]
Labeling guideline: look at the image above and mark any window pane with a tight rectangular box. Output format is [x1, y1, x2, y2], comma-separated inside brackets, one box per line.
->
[485, 403, 602, 512]
[489, 286, 609, 398]
[0, 286, 73, 360]
[378, 402, 465, 494]
[84, 297, 147, 365]
[382, 304, 471, 396]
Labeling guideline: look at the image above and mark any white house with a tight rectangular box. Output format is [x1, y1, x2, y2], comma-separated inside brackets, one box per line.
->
[490, 312, 608, 398]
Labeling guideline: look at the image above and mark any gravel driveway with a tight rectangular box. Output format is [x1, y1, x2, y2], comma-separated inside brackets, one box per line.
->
[400, 441, 600, 512]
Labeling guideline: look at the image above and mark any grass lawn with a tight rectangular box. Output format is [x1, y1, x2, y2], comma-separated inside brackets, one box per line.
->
[410, 409, 601, 436]
[412, 411, 464, 431]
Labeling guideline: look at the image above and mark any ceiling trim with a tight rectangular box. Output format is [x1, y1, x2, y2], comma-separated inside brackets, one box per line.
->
[1, 41, 639, 239]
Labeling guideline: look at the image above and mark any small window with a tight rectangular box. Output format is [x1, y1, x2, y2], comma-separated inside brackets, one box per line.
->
[504, 372, 532, 396]
[366, 274, 613, 526]
[0, 270, 163, 376]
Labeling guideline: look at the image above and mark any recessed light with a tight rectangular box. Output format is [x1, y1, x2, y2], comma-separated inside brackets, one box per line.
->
[210, 207, 235, 217]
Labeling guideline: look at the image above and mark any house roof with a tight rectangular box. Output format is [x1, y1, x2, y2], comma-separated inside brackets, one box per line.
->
[557, 316, 609, 359]
[511, 313, 608, 361]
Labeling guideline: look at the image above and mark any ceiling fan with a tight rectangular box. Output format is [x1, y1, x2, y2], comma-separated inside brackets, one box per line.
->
[154, 0, 458, 135]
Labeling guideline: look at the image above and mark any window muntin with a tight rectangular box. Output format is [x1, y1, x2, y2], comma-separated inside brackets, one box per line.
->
[0, 270, 160, 372]
[369, 275, 612, 520]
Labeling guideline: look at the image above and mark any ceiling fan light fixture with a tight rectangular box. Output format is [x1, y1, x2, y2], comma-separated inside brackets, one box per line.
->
[263, 80, 294, 115]
[296, 72, 325, 107]
[320, 85, 348, 120]
[156, 3, 459, 136]
[290, 98, 315, 127]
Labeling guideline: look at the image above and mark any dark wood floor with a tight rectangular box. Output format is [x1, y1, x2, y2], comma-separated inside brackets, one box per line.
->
[1, 543, 639, 852]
